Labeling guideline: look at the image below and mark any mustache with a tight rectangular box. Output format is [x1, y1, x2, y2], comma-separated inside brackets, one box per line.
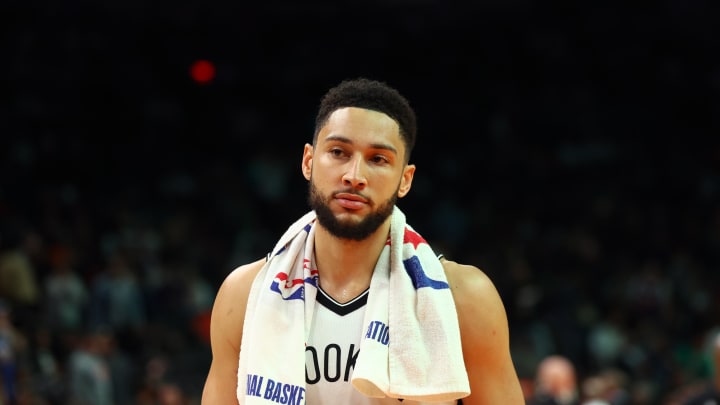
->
[332, 188, 370, 200]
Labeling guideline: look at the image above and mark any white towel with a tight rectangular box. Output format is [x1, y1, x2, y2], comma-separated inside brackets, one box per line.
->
[237, 207, 470, 404]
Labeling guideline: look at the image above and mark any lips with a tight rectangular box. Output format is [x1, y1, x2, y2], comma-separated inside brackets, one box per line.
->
[334, 192, 369, 209]
[334, 192, 368, 203]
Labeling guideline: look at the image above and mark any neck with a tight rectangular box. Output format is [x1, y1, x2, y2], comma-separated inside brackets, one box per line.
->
[312, 218, 391, 302]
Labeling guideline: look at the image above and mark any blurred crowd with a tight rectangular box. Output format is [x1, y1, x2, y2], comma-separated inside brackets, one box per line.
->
[0, 192, 216, 404]
[1, 129, 718, 405]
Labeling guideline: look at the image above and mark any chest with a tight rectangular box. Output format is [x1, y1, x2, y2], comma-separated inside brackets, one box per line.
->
[304, 289, 457, 405]
[306, 288, 367, 391]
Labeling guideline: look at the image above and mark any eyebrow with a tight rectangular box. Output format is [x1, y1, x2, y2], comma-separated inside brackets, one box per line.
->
[324, 134, 398, 155]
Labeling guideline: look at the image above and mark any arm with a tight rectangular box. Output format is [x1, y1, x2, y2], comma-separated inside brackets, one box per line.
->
[201, 258, 266, 405]
[443, 259, 525, 405]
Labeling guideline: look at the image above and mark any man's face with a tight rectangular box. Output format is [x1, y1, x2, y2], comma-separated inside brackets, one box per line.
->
[302, 107, 415, 241]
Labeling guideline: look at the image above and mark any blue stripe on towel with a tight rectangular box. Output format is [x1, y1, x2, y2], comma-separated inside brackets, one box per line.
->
[402, 256, 449, 290]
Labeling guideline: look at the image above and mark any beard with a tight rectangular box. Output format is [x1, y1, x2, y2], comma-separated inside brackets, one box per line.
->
[308, 180, 398, 241]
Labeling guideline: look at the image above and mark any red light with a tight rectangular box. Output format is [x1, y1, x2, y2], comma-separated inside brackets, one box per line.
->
[190, 59, 216, 84]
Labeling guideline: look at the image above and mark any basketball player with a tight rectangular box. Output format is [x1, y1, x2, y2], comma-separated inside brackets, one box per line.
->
[201, 78, 524, 404]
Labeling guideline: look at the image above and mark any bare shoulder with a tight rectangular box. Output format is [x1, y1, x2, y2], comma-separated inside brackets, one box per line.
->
[218, 257, 267, 298]
[211, 257, 267, 350]
[202, 257, 266, 404]
[440, 258, 524, 404]
[441, 259, 503, 309]
[440, 258, 510, 352]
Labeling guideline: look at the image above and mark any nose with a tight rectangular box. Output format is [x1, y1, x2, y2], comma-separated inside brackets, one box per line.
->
[342, 154, 367, 189]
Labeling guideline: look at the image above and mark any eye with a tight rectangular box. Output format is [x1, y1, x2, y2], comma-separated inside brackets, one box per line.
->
[370, 155, 390, 164]
[329, 148, 347, 158]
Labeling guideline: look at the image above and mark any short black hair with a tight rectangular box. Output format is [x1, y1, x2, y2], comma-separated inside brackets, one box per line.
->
[313, 78, 417, 162]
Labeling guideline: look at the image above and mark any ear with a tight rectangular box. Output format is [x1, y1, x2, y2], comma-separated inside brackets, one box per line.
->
[301, 143, 313, 181]
[397, 164, 415, 198]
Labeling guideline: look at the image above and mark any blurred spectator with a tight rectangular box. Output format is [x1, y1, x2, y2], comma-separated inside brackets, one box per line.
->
[88, 249, 146, 334]
[28, 327, 65, 405]
[527, 355, 580, 405]
[137, 382, 188, 405]
[157, 383, 188, 405]
[0, 302, 28, 405]
[581, 374, 611, 405]
[104, 327, 137, 405]
[0, 227, 40, 326]
[135, 355, 191, 405]
[43, 244, 88, 334]
[580, 368, 630, 405]
[67, 327, 115, 405]
[585, 306, 627, 370]
[181, 267, 214, 324]
[680, 330, 720, 405]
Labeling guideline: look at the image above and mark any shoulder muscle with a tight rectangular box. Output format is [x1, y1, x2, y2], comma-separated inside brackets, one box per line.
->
[202, 257, 266, 405]
[442, 259, 524, 405]
[442, 260, 509, 354]
[211, 258, 266, 351]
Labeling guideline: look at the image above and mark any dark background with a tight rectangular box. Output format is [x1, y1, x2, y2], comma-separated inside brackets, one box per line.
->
[2, 1, 720, 404]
